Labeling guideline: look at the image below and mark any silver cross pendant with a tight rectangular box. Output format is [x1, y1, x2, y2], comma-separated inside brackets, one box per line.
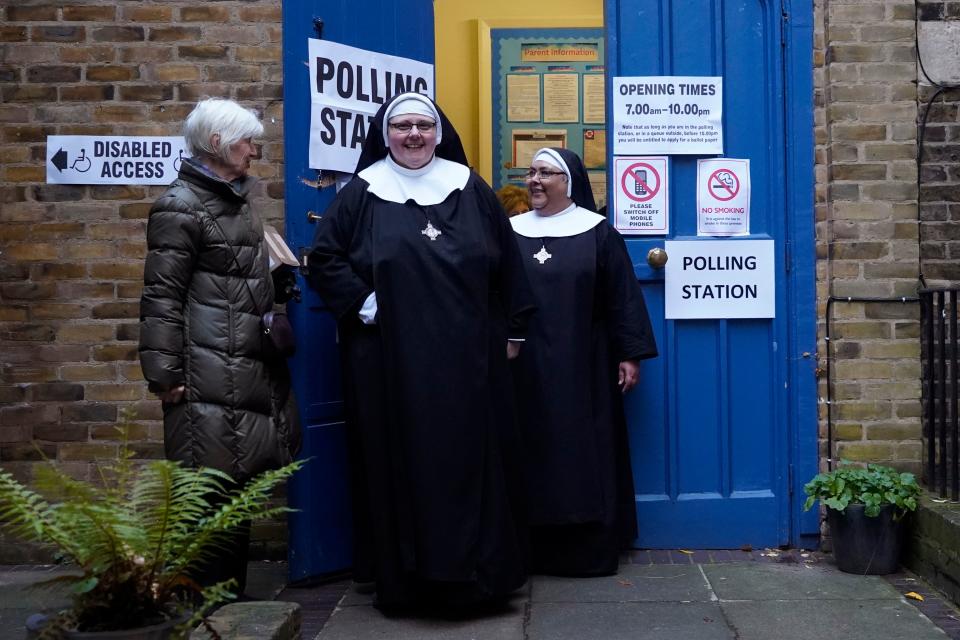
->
[421, 221, 442, 241]
[533, 245, 552, 264]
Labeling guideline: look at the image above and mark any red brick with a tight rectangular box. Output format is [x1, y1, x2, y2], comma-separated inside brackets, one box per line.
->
[116, 282, 143, 299]
[2, 86, 58, 102]
[207, 65, 261, 83]
[178, 45, 228, 60]
[92, 422, 149, 440]
[60, 364, 116, 382]
[92, 302, 140, 320]
[28, 66, 82, 83]
[0, 364, 59, 384]
[90, 185, 146, 200]
[91, 26, 144, 42]
[93, 105, 147, 124]
[1, 324, 56, 342]
[3, 244, 59, 261]
[0, 404, 58, 428]
[0, 387, 27, 404]
[60, 443, 119, 461]
[33, 184, 85, 202]
[31, 26, 86, 43]
[148, 26, 201, 42]
[90, 263, 143, 279]
[29, 382, 85, 402]
[59, 45, 116, 63]
[86, 65, 139, 82]
[8, 6, 58, 21]
[118, 85, 174, 102]
[2, 444, 58, 462]
[32, 304, 89, 320]
[4, 166, 47, 182]
[60, 85, 115, 101]
[0, 282, 57, 300]
[239, 7, 282, 22]
[180, 6, 231, 22]
[119, 203, 152, 219]
[119, 46, 173, 64]
[122, 6, 173, 22]
[57, 324, 114, 343]
[0, 26, 28, 42]
[93, 344, 139, 361]
[62, 6, 117, 21]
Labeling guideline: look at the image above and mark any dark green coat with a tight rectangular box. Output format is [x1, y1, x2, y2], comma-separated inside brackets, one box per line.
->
[139, 160, 299, 481]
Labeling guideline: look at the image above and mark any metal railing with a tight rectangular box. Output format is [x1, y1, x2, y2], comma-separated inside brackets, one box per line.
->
[921, 288, 960, 500]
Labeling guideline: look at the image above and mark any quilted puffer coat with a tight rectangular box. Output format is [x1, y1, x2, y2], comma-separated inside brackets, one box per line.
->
[139, 160, 300, 481]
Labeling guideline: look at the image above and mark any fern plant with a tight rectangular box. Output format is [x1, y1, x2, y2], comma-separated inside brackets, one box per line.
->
[0, 417, 304, 637]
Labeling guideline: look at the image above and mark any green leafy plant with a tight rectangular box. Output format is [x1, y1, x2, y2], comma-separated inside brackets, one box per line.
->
[803, 462, 921, 519]
[0, 414, 304, 637]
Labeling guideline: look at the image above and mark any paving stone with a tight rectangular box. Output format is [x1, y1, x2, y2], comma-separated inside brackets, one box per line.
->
[527, 602, 732, 640]
[704, 562, 899, 600]
[532, 564, 712, 603]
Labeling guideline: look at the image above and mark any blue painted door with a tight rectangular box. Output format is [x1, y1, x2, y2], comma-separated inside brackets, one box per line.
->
[281, 0, 435, 581]
[608, 0, 817, 548]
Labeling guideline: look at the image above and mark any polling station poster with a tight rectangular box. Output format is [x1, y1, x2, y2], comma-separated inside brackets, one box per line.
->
[308, 39, 434, 173]
[46, 136, 189, 185]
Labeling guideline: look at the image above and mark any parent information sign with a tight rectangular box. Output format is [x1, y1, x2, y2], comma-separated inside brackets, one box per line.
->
[612, 76, 723, 155]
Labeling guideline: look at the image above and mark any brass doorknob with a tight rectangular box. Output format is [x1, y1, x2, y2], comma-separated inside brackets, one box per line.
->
[647, 247, 668, 268]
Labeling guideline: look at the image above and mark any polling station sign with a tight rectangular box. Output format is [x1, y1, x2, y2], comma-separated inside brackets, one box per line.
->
[308, 39, 434, 173]
[664, 239, 775, 319]
[46, 136, 189, 185]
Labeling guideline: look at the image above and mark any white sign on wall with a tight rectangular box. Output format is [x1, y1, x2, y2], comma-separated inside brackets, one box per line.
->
[665, 239, 775, 319]
[612, 76, 723, 155]
[697, 158, 751, 236]
[46, 136, 189, 185]
[308, 39, 434, 173]
[612, 156, 669, 235]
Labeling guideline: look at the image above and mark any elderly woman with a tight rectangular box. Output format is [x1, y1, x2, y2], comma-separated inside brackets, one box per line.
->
[139, 98, 300, 595]
[308, 92, 535, 610]
[511, 148, 657, 577]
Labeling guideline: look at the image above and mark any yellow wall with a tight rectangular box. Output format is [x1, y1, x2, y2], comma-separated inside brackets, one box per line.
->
[434, 0, 603, 182]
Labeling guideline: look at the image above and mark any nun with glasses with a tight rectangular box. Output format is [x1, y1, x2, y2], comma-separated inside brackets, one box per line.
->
[307, 93, 535, 610]
[511, 148, 658, 577]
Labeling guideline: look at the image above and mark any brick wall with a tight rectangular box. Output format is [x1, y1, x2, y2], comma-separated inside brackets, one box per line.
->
[0, 0, 286, 561]
[815, 0, 923, 475]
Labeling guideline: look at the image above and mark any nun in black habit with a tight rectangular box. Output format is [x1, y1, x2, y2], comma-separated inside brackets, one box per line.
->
[307, 93, 535, 609]
[511, 148, 658, 576]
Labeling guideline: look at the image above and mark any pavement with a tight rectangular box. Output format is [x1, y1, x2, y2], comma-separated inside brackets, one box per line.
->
[1, 554, 958, 640]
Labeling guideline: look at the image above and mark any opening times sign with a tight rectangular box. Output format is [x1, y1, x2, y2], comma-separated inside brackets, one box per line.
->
[612, 76, 723, 155]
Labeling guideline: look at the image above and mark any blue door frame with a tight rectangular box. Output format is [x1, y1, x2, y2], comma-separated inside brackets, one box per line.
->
[282, 0, 818, 581]
[281, 0, 436, 581]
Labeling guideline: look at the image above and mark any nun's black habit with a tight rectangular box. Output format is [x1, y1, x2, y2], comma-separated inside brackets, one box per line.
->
[511, 148, 657, 576]
[307, 94, 535, 607]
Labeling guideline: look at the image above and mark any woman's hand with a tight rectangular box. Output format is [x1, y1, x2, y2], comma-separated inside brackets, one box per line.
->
[157, 385, 186, 404]
[618, 361, 640, 394]
[506, 341, 521, 360]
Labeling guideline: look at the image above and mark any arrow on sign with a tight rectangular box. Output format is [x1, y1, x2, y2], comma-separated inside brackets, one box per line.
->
[51, 148, 68, 172]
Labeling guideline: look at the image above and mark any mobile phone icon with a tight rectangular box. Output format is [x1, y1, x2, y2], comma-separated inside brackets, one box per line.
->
[634, 170, 647, 195]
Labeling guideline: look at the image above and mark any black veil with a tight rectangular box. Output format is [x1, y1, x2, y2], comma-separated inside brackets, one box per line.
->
[354, 94, 468, 174]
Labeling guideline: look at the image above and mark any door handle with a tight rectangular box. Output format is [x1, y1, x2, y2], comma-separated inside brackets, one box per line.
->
[647, 247, 668, 269]
[306, 211, 322, 223]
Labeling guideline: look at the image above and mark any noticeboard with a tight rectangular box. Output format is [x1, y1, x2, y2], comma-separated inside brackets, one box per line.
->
[491, 28, 606, 209]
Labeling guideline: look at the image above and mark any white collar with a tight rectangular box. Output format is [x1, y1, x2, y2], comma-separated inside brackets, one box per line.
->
[358, 155, 470, 205]
[510, 204, 604, 237]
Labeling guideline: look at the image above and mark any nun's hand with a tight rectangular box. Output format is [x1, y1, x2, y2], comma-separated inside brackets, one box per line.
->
[618, 361, 640, 394]
[506, 341, 521, 360]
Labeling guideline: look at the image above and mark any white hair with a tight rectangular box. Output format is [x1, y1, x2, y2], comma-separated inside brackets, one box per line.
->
[182, 98, 264, 162]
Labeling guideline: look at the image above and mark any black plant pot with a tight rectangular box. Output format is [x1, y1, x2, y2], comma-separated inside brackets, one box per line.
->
[25, 612, 190, 639]
[827, 504, 905, 575]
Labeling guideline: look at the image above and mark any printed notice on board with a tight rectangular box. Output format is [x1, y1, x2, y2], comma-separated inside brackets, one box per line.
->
[611, 76, 723, 155]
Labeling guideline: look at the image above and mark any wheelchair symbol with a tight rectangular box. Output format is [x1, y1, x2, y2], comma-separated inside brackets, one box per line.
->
[173, 149, 186, 172]
[70, 148, 91, 173]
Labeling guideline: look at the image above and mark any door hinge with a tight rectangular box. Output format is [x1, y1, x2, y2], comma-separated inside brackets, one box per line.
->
[784, 240, 791, 273]
[788, 463, 794, 497]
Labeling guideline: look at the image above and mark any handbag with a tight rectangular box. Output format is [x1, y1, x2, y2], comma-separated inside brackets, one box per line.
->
[206, 212, 297, 359]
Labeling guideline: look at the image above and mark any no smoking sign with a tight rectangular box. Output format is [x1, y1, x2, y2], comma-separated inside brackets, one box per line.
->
[614, 156, 669, 235]
[697, 158, 751, 236]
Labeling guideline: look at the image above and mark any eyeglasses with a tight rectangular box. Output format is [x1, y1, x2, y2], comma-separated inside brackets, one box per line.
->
[525, 169, 567, 180]
[388, 121, 437, 133]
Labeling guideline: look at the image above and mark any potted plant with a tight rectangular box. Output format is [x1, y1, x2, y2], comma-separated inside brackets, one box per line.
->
[803, 462, 921, 575]
[0, 420, 304, 639]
